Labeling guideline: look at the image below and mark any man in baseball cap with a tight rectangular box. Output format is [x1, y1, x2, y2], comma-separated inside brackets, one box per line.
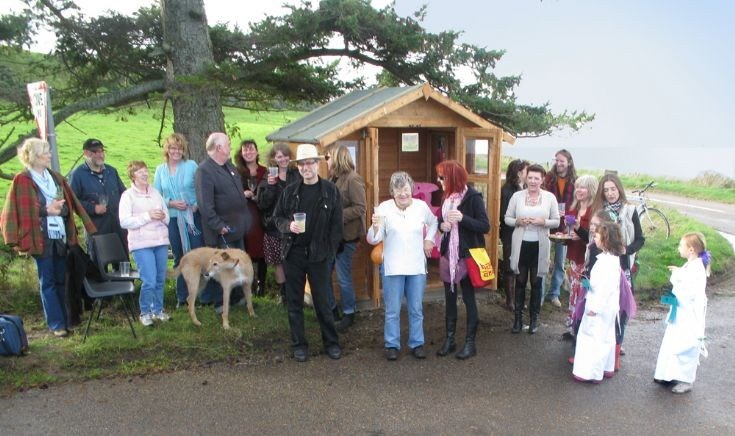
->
[69, 138, 128, 256]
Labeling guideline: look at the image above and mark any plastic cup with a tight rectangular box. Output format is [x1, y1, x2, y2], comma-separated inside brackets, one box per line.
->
[558, 202, 566, 215]
[98, 194, 108, 207]
[120, 261, 130, 277]
[374, 209, 384, 227]
[293, 213, 306, 232]
[268, 166, 278, 177]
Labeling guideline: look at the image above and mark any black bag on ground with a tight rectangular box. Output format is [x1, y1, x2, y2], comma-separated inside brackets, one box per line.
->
[0, 314, 29, 356]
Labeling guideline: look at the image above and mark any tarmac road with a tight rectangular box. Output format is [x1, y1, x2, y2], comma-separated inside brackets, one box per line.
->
[2, 288, 733, 434]
[647, 192, 735, 235]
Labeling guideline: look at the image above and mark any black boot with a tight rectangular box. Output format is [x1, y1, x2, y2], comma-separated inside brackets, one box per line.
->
[504, 275, 515, 312]
[336, 313, 354, 333]
[455, 321, 477, 360]
[436, 317, 457, 356]
[529, 281, 542, 334]
[512, 280, 525, 333]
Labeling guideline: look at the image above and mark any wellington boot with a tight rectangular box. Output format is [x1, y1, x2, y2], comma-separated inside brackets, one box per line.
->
[455, 338, 476, 360]
[437, 318, 457, 356]
[504, 276, 515, 311]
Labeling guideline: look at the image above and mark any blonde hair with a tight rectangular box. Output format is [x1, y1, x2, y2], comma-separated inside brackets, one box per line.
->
[127, 160, 148, 181]
[17, 138, 50, 169]
[570, 174, 598, 210]
[163, 133, 190, 161]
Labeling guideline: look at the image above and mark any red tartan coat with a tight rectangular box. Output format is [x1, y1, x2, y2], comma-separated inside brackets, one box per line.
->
[1, 169, 96, 256]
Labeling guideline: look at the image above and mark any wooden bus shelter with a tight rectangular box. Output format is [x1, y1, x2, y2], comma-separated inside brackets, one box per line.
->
[266, 83, 515, 307]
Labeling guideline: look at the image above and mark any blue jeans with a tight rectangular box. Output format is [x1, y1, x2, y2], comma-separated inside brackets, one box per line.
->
[34, 253, 68, 331]
[382, 274, 426, 350]
[168, 213, 204, 304]
[327, 241, 358, 315]
[132, 245, 168, 315]
[546, 241, 567, 300]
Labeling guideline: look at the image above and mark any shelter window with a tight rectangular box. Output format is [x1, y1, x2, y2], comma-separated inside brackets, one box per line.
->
[401, 133, 419, 152]
[465, 138, 490, 175]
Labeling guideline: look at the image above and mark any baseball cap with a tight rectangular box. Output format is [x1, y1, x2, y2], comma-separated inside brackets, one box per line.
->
[83, 138, 105, 151]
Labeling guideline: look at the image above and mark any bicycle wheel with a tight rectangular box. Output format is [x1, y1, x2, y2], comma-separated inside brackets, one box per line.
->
[640, 207, 670, 239]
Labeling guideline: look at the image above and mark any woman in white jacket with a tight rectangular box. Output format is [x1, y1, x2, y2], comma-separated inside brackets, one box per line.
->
[654, 232, 709, 394]
[119, 161, 170, 326]
[504, 164, 560, 334]
[573, 221, 625, 383]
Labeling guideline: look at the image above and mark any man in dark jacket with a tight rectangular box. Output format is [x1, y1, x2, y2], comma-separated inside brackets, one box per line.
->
[195, 132, 250, 309]
[69, 138, 127, 257]
[273, 144, 343, 362]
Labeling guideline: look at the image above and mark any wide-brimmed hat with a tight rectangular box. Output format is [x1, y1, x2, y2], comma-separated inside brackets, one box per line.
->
[83, 138, 104, 151]
[292, 143, 323, 162]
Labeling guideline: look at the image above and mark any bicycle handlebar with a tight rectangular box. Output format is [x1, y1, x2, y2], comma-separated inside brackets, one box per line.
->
[632, 180, 656, 195]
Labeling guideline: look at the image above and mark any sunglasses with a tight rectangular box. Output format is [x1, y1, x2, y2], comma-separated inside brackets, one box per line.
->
[437, 176, 445, 181]
[324, 155, 330, 161]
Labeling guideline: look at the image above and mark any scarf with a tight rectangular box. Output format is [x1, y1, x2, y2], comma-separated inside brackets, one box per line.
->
[159, 162, 199, 252]
[30, 169, 66, 241]
[442, 187, 467, 292]
[603, 200, 623, 221]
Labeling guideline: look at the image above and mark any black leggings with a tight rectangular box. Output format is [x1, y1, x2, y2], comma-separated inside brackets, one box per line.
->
[444, 276, 478, 333]
[515, 241, 542, 315]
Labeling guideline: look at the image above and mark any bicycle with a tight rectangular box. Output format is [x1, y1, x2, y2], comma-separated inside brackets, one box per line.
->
[629, 181, 671, 239]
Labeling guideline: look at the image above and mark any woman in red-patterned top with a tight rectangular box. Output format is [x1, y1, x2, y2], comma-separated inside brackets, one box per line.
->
[234, 139, 267, 296]
[564, 174, 598, 337]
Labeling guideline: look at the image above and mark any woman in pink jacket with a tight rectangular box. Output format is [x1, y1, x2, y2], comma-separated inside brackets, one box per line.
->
[119, 161, 170, 326]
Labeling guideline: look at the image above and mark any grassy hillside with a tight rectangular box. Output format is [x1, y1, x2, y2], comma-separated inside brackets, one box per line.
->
[0, 104, 305, 208]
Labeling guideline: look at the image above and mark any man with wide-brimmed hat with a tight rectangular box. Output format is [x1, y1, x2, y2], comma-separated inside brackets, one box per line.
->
[273, 143, 343, 362]
[69, 138, 128, 256]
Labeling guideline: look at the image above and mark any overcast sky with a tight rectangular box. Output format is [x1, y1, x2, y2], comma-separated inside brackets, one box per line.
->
[3, 0, 733, 176]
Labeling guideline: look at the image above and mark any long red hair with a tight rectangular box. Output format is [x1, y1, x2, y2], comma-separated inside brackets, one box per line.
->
[435, 160, 468, 199]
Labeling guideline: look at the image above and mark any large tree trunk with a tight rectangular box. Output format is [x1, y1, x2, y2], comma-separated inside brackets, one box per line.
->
[161, 0, 224, 163]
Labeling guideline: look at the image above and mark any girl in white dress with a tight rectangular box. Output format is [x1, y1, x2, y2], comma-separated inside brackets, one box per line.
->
[572, 221, 625, 383]
[654, 232, 710, 394]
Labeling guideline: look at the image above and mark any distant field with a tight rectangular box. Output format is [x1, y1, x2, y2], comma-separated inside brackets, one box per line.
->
[0, 105, 305, 208]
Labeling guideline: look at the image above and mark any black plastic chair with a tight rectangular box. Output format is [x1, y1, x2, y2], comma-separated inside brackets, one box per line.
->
[82, 233, 139, 342]
[91, 233, 140, 281]
[82, 277, 137, 342]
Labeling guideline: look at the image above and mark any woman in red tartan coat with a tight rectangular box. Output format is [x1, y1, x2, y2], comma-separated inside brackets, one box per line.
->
[1, 138, 96, 337]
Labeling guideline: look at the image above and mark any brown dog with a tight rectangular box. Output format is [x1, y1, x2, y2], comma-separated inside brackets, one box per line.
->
[175, 247, 256, 329]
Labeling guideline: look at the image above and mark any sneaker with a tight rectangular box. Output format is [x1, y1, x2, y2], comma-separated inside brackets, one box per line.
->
[215, 304, 224, 315]
[154, 311, 170, 322]
[139, 314, 154, 326]
[551, 297, 562, 308]
[52, 329, 68, 338]
[671, 382, 693, 394]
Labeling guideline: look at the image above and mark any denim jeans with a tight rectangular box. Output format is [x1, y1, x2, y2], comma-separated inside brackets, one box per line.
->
[327, 241, 358, 315]
[546, 241, 567, 300]
[168, 213, 204, 304]
[34, 253, 68, 331]
[132, 245, 168, 315]
[382, 274, 426, 350]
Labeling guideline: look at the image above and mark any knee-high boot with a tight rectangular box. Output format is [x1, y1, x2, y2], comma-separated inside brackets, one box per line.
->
[456, 319, 477, 360]
[512, 281, 524, 334]
[436, 317, 457, 356]
[529, 281, 542, 334]
[504, 275, 515, 312]
[256, 260, 267, 297]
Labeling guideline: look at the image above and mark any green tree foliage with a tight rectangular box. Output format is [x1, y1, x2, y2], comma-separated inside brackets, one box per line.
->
[0, 0, 593, 173]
